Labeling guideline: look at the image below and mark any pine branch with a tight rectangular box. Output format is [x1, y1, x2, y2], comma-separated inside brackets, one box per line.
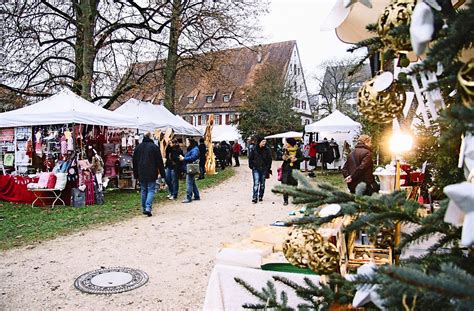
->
[234, 277, 295, 310]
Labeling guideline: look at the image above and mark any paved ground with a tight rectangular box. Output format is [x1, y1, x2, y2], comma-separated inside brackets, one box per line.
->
[0, 159, 295, 310]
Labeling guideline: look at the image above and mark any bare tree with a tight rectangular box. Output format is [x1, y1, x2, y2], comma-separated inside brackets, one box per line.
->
[314, 58, 370, 119]
[0, 0, 267, 111]
[161, 0, 268, 112]
[0, 1, 171, 106]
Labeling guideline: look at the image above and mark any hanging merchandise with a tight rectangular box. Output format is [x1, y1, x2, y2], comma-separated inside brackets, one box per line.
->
[283, 227, 339, 274]
[345, 263, 386, 309]
[457, 59, 474, 109]
[358, 72, 406, 123]
[4, 153, 14, 166]
[377, 0, 416, 52]
[444, 182, 474, 247]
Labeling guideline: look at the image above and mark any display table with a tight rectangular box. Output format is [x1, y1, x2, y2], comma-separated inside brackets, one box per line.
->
[0, 175, 38, 204]
[203, 264, 320, 310]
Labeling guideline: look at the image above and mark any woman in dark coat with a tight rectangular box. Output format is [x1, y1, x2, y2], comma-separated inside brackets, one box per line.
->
[281, 137, 303, 205]
[342, 134, 376, 195]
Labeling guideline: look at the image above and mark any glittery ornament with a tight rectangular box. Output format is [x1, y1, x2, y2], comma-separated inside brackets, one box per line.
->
[357, 74, 406, 123]
[377, 0, 416, 51]
[457, 59, 474, 109]
[283, 227, 340, 274]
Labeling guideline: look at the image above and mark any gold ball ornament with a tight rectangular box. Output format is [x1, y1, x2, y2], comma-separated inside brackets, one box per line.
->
[457, 59, 474, 109]
[283, 227, 339, 274]
[369, 225, 395, 249]
[357, 75, 406, 124]
[377, 0, 416, 52]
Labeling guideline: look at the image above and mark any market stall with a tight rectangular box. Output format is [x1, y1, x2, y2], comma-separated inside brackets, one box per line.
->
[197, 124, 241, 143]
[305, 110, 361, 169]
[0, 89, 138, 205]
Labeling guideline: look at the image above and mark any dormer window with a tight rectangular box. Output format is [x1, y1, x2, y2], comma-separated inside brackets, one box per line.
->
[223, 94, 230, 103]
[188, 97, 194, 104]
[206, 95, 213, 103]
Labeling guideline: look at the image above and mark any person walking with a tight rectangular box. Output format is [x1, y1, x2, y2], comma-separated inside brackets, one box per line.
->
[342, 134, 377, 195]
[165, 139, 183, 200]
[281, 138, 303, 206]
[198, 138, 207, 179]
[132, 132, 165, 217]
[248, 136, 272, 203]
[218, 141, 229, 170]
[180, 138, 201, 203]
[232, 140, 241, 167]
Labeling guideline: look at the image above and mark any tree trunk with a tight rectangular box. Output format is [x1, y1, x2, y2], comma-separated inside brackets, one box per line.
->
[163, 0, 181, 113]
[75, 0, 97, 100]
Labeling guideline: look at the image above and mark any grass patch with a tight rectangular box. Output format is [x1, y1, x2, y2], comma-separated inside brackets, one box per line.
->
[311, 170, 346, 190]
[0, 168, 234, 250]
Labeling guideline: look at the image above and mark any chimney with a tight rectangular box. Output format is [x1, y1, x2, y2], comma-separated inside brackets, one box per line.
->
[257, 44, 262, 63]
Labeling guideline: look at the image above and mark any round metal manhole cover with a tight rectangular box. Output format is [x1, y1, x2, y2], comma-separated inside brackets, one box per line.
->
[74, 267, 148, 294]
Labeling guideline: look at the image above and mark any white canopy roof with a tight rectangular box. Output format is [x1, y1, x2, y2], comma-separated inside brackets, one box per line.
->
[0, 89, 137, 128]
[114, 98, 201, 136]
[265, 131, 303, 139]
[197, 125, 241, 142]
[305, 110, 361, 133]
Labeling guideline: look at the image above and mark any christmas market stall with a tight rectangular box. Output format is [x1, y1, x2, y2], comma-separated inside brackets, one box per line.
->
[0, 89, 138, 206]
[305, 110, 361, 170]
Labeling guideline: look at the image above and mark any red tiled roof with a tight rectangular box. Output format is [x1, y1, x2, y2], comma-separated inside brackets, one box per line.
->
[111, 40, 296, 114]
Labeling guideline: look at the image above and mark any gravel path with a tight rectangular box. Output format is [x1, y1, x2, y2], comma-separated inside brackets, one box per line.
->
[0, 160, 294, 310]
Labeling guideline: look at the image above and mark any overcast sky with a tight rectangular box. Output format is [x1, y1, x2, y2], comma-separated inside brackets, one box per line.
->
[260, 0, 365, 92]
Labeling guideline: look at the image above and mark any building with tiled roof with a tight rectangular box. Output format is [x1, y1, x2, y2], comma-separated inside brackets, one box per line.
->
[112, 40, 312, 127]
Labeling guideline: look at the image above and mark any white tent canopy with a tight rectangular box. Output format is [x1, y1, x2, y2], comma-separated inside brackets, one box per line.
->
[305, 110, 361, 133]
[198, 125, 241, 142]
[114, 99, 201, 136]
[305, 110, 361, 144]
[265, 131, 303, 139]
[0, 89, 137, 128]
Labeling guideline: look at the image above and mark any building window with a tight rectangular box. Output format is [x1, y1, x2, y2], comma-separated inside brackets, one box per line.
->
[305, 119, 310, 125]
[197, 115, 202, 125]
[293, 64, 297, 74]
[225, 114, 230, 125]
[223, 94, 230, 102]
[302, 101, 306, 110]
[294, 82, 297, 92]
[206, 95, 213, 103]
[300, 85, 302, 92]
[217, 114, 222, 125]
[188, 97, 194, 104]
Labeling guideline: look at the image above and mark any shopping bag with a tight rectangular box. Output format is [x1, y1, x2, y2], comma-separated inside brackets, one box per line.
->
[277, 167, 283, 181]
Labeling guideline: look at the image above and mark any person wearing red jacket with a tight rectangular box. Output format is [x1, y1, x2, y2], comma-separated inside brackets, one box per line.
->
[232, 140, 242, 167]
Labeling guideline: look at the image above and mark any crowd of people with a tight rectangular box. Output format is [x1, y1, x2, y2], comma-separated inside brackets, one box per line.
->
[133, 131, 376, 216]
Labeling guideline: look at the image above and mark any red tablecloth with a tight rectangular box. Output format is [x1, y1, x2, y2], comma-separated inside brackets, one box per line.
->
[0, 175, 39, 204]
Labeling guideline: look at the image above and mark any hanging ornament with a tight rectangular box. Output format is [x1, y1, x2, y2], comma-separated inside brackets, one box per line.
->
[369, 224, 395, 249]
[345, 263, 386, 309]
[457, 59, 474, 109]
[410, 1, 434, 55]
[283, 227, 340, 274]
[444, 182, 474, 247]
[377, 0, 416, 52]
[344, 0, 373, 8]
[357, 73, 406, 124]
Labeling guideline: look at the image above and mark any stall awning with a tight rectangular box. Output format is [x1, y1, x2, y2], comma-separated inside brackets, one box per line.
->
[305, 110, 361, 133]
[114, 99, 201, 136]
[265, 131, 303, 139]
[0, 89, 137, 128]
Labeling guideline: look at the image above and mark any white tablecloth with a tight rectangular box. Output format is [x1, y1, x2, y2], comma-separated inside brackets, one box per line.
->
[203, 264, 320, 310]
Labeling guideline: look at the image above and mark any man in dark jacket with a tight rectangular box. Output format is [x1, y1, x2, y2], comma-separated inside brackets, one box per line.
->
[342, 134, 376, 195]
[198, 138, 207, 179]
[248, 136, 272, 203]
[133, 132, 165, 216]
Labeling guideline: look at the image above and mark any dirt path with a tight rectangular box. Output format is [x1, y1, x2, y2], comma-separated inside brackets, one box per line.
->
[0, 160, 294, 310]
